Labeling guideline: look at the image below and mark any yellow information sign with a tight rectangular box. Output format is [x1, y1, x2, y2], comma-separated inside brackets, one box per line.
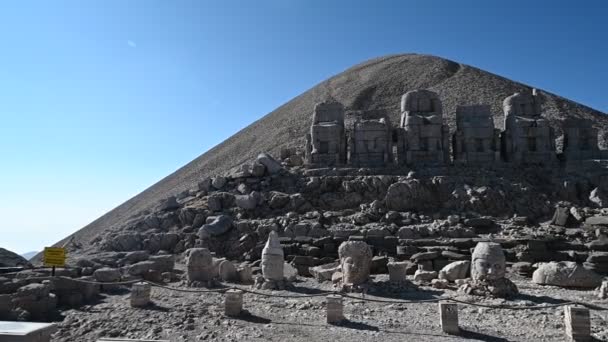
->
[43, 247, 66, 267]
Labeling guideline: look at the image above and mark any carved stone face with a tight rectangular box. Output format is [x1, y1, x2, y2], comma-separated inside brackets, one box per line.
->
[471, 242, 506, 281]
[338, 241, 372, 286]
[261, 255, 284, 282]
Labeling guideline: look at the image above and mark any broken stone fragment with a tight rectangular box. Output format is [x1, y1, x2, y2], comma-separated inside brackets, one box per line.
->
[309, 262, 340, 282]
[532, 261, 603, 288]
[413, 269, 438, 282]
[198, 215, 233, 238]
[185, 248, 215, 283]
[284, 262, 298, 282]
[93, 267, 121, 283]
[159, 196, 179, 211]
[211, 176, 227, 189]
[438, 261, 470, 282]
[256, 153, 282, 174]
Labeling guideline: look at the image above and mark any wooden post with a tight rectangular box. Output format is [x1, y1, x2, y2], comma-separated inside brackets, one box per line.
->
[564, 305, 591, 341]
[326, 295, 344, 324]
[438, 302, 459, 334]
[225, 289, 243, 317]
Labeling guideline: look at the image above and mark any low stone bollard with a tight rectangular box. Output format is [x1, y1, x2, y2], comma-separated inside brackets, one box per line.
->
[326, 295, 344, 324]
[564, 305, 591, 342]
[224, 289, 243, 317]
[387, 261, 408, 283]
[130, 282, 151, 308]
[438, 302, 459, 334]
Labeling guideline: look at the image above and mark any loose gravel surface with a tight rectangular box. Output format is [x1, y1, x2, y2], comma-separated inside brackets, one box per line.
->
[52, 275, 608, 342]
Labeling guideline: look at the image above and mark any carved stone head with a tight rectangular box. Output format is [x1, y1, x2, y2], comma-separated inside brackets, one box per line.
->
[261, 231, 284, 281]
[471, 242, 506, 281]
[338, 241, 372, 285]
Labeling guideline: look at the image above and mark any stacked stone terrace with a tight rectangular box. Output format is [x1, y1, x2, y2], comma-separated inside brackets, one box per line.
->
[305, 89, 608, 168]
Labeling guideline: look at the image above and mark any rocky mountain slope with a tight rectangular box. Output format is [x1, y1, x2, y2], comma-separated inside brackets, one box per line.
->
[0, 248, 32, 268]
[43, 53, 608, 258]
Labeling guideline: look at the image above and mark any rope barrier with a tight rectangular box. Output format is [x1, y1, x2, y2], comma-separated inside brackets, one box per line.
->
[236, 287, 335, 298]
[17, 276, 608, 311]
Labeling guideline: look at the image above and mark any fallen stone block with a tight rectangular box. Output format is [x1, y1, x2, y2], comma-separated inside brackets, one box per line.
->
[0, 321, 57, 342]
[532, 261, 603, 288]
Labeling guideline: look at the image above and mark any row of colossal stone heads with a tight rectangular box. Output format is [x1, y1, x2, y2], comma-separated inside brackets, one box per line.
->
[304, 89, 605, 167]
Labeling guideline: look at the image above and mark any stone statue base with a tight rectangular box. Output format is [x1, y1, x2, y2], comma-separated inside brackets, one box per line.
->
[458, 278, 518, 298]
[189, 279, 220, 288]
[253, 276, 290, 290]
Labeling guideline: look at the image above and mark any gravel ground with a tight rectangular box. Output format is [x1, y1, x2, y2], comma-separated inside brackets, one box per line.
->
[52, 274, 608, 342]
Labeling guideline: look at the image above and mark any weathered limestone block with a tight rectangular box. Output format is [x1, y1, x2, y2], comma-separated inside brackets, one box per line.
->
[532, 261, 603, 288]
[256, 153, 283, 174]
[0, 321, 57, 342]
[130, 282, 151, 307]
[93, 267, 121, 283]
[564, 305, 591, 342]
[305, 100, 347, 166]
[284, 262, 298, 282]
[326, 295, 344, 324]
[551, 206, 572, 227]
[396, 89, 449, 165]
[387, 261, 408, 283]
[562, 118, 600, 161]
[438, 261, 470, 282]
[149, 255, 175, 273]
[159, 196, 179, 211]
[211, 176, 227, 189]
[237, 264, 253, 284]
[261, 231, 284, 282]
[185, 248, 215, 283]
[12, 283, 57, 320]
[413, 269, 438, 282]
[128, 260, 157, 278]
[502, 89, 556, 165]
[349, 112, 392, 167]
[235, 193, 257, 210]
[338, 241, 372, 287]
[310, 262, 340, 282]
[224, 289, 243, 317]
[218, 260, 238, 282]
[438, 302, 459, 334]
[198, 215, 233, 238]
[385, 180, 435, 212]
[452, 105, 500, 165]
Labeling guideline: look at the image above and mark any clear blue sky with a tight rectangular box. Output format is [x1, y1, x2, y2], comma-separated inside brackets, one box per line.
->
[0, 1, 606, 255]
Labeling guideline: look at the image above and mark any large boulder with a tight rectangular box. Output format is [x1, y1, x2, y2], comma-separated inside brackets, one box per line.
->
[198, 215, 233, 238]
[385, 180, 434, 212]
[93, 267, 121, 283]
[438, 261, 470, 281]
[309, 262, 340, 282]
[159, 196, 179, 211]
[590, 187, 608, 207]
[532, 261, 603, 288]
[235, 194, 257, 210]
[256, 153, 282, 174]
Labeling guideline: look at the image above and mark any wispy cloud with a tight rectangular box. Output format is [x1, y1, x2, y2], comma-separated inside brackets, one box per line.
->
[127, 40, 137, 48]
